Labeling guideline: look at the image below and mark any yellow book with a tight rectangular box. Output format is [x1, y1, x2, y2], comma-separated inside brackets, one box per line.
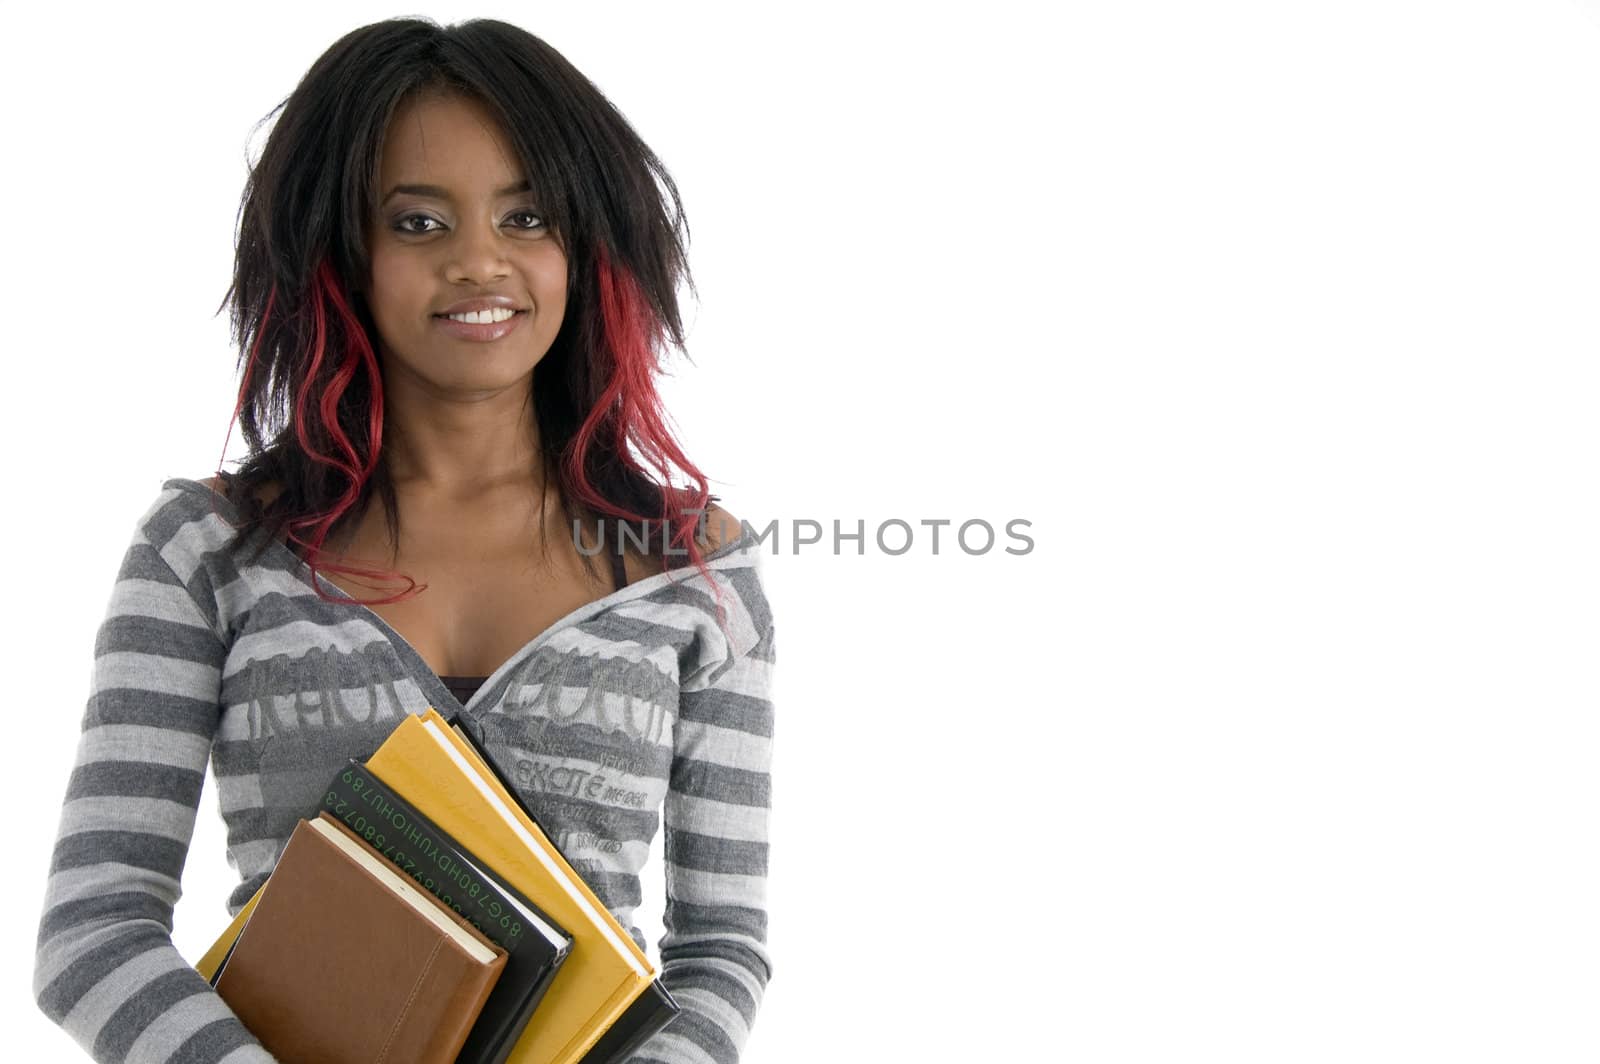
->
[196, 707, 655, 1064]
[195, 884, 263, 982]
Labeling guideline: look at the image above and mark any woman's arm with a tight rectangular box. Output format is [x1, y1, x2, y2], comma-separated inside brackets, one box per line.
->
[32, 496, 277, 1063]
[632, 559, 776, 1064]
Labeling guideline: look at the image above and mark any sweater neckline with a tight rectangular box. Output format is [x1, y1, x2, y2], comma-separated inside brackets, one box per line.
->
[165, 476, 757, 719]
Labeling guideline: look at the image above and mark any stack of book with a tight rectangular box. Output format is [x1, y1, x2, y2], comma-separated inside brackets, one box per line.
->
[194, 707, 680, 1064]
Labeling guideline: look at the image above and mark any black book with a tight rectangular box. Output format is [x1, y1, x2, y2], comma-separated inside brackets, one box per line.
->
[322, 757, 575, 1064]
[579, 980, 682, 1064]
[446, 712, 683, 1063]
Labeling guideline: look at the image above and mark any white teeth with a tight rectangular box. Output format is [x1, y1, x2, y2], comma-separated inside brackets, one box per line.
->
[445, 307, 517, 324]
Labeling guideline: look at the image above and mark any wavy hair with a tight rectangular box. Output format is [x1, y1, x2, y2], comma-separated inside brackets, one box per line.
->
[209, 16, 733, 632]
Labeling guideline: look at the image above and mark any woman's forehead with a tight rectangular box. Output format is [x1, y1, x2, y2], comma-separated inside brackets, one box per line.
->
[377, 93, 526, 193]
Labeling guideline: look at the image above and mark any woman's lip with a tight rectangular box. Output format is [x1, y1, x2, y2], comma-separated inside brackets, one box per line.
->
[431, 310, 527, 342]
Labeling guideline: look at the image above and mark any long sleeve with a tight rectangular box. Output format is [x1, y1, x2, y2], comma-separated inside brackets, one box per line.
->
[631, 615, 776, 1064]
[32, 510, 277, 1063]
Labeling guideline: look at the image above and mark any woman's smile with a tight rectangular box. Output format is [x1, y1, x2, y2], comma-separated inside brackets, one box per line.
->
[431, 307, 528, 342]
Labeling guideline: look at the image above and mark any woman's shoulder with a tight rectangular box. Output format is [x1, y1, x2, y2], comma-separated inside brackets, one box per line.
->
[695, 501, 772, 641]
[195, 474, 284, 509]
[190, 475, 230, 510]
[153, 475, 287, 564]
[700, 502, 743, 554]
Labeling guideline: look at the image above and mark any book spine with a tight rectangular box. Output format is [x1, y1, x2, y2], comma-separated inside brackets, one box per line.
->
[577, 983, 682, 1064]
[320, 761, 531, 951]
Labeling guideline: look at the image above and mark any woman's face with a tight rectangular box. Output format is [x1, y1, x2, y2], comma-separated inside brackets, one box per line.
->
[364, 91, 567, 397]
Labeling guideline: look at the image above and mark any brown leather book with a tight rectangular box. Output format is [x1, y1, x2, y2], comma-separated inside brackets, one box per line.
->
[214, 811, 509, 1064]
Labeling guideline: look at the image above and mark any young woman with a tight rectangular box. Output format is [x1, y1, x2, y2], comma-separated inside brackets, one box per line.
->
[32, 17, 774, 1064]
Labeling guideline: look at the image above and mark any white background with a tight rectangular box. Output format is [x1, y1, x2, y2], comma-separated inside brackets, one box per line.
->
[4, 1, 1599, 1060]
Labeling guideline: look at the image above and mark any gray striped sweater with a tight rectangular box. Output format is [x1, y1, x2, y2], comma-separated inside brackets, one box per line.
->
[33, 478, 775, 1064]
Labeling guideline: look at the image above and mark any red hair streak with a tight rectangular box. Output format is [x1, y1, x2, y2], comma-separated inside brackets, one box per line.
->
[219, 259, 422, 605]
[566, 243, 730, 636]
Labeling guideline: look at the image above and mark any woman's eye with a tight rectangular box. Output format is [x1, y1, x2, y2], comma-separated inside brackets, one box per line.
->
[390, 211, 544, 234]
[394, 213, 442, 234]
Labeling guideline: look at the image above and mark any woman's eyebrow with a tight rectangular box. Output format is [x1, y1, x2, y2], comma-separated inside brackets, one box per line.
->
[380, 178, 533, 204]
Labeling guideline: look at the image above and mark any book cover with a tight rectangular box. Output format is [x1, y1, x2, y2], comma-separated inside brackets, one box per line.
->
[447, 715, 684, 1064]
[213, 812, 508, 1064]
[362, 708, 656, 1064]
[322, 757, 574, 1064]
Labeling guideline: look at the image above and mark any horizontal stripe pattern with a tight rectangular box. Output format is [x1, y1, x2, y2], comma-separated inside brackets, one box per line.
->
[34, 479, 776, 1063]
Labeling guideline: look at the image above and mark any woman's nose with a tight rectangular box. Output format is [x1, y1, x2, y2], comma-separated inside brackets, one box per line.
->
[446, 216, 511, 284]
